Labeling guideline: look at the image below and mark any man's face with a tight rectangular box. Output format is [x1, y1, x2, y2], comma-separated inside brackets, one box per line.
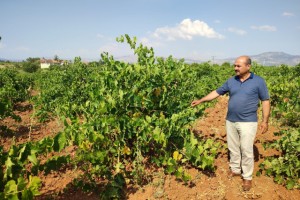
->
[234, 58, 250, 76]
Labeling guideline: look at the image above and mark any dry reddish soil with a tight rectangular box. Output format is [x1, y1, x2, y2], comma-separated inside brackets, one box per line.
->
[0, 102, 62, 151]
[127, 96, 300, 200]
[1, 96, 300, 200]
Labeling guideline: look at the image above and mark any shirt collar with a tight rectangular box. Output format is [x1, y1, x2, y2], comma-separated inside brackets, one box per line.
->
[235, 72, 254, 81]
[249, 72, 254, 79]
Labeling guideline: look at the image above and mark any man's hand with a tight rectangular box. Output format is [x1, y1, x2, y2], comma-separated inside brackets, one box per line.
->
[191, 91, 220, 107]
[191, 100, 201, 107]
[260, 122, 268, 134]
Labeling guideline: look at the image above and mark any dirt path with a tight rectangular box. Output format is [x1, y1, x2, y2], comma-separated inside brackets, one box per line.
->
[0, 101, 64, 151]
[127, 96, 300, 200]
[1, 97, 300, 199]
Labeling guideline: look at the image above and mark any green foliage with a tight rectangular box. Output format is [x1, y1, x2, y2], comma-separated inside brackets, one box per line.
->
[39, 155, 71, 175]
[253, 65, 300, 190]
[0, 176, 41, 200]
[1, 35, 300, 198]
[30, 34, 225, 197]
[22, 58, 40, 73]
[261, 66, 300, 127]
[0, 68, 33, 121]
[258, 129, 300, 189]
[221, 62, 231, 68]
[0, 131, 73, 198]
[99, 174, 126, 200]
[0, 142, 41, 199]
[183, 133, 221, 171]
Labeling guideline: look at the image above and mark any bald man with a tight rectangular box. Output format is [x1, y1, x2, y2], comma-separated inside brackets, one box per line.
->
[191, 56, 270, 191]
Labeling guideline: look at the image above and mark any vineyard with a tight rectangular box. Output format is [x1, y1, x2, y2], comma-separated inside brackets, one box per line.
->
[0, 35, 300, 199]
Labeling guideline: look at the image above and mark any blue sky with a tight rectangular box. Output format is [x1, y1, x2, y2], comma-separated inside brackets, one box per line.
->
[1, 0, 299, 61]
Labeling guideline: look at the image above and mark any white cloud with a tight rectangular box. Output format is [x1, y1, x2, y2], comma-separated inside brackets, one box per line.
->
[251, 25, 277, 32]
[152, 18, 224, 41]
[227, 27, 247, 35]
[214, 20, 221, 24]
[282, 12, 295, 17]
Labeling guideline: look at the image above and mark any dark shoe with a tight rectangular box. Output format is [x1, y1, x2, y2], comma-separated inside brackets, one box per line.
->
[227, 171, 241, 179]
[242, 180, 252, 191]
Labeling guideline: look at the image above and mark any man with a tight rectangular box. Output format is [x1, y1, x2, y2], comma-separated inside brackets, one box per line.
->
[191, 56, 270, 191]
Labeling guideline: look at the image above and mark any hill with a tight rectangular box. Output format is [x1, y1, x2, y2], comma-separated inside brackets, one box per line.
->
[214, 52, 300, 66]
[251, 52, 300, 66]
[1, 52, 300, 66]
[115, 52, 300, 66]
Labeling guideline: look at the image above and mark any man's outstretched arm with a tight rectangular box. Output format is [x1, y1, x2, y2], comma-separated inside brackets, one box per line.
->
[191, 90, 220, 107]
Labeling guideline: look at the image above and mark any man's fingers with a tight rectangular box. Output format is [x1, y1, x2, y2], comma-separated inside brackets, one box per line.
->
[191, 101, 198, 107]
[260, 124, 268, 134]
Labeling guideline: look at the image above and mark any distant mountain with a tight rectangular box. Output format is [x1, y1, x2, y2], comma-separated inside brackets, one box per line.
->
[214, 52, 300, 66]
[0, 58, 23, 62]
[0, 58, 9, 62]
[251, 52, 300, 66]
[2, 52, 299, 66]
[115, 52, 300, 66]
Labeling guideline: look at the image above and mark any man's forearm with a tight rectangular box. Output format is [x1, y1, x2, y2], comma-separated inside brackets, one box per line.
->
[199, 90, 220, 103]
[262, 100, 270, 123]
[191, 90, 220, 107]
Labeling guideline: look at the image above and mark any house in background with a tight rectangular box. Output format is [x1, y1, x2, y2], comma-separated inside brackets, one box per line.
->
[40, 58, 66, 69]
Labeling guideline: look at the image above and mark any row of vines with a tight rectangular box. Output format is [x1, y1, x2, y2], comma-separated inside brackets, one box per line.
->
[1, 35, 299, 199]
[254, 64, 300, 189]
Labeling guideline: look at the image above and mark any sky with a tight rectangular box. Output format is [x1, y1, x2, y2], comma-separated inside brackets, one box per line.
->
[1, 0, 300, 61]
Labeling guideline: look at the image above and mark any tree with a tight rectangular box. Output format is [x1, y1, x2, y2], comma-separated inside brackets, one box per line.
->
[54, 55, 59, 61]
[22, 57, 40, 73]
[221, 62, 231, 68]
[26, 57, 40, 63]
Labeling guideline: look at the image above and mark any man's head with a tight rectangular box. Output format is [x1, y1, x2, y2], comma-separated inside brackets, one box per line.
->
[234, 56, 251, 77]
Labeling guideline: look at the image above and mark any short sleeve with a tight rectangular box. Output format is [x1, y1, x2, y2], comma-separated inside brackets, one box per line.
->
[258, 79, 270, 100]
[216, 81, 229, 95]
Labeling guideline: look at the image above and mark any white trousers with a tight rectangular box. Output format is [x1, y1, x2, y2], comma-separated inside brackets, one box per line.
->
[226, 120, 258, 180]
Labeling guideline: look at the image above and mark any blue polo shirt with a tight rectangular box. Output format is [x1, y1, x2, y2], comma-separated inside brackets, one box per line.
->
[216, 73, 269, 122]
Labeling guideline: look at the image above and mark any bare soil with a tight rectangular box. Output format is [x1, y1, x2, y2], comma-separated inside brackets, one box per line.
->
[1, 96, 299, 200]
[0, 102, 63, 151]
[127, 96, 300, 200]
